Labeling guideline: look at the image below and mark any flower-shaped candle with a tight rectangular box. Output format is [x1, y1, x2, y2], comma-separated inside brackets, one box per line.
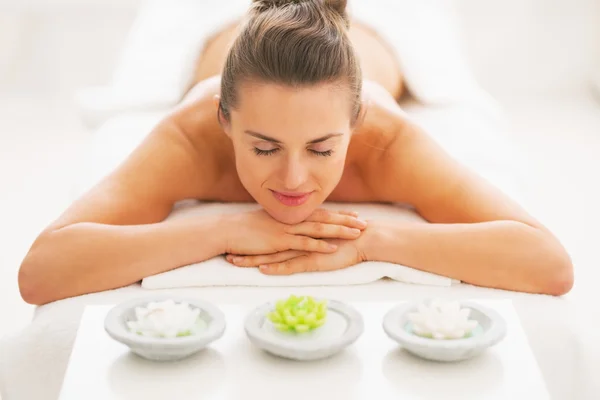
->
[407, 299, 479, 340]
[267, 295, 328, 333]
[126, 299, 205, 338]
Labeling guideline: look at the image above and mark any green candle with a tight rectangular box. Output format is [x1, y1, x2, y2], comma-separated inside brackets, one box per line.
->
[267, 295, 327, 333]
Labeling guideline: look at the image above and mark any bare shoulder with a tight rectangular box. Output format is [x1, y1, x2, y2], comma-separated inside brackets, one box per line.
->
[47, 77, 227, 230]
[356, 87, 545, 229]
[165, 76, 234, 176]
[170, 76, 223, 142]
[348, 81, 410, 182]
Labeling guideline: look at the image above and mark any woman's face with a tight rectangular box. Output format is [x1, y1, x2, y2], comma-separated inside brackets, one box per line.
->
[220, 82, 353, 224]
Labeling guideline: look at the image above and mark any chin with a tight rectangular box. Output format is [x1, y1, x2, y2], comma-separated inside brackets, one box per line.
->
[263, 205, 316, 225]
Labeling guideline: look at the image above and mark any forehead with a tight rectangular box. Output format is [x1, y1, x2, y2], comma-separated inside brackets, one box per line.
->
[232, 81, 352, 136]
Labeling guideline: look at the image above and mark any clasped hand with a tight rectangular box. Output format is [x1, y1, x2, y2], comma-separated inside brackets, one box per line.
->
[223, 208, 371, 275]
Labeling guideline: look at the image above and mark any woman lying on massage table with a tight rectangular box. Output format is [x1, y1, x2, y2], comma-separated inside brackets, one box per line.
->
[18, 0, 573, 305]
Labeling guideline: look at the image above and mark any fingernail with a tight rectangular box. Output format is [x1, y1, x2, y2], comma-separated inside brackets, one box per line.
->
[259, 265, 268, 272]
[350, 228, 361, 235]
[351, 211, 359, 217]
[233, 257, 243, 263]
[356, 219, 368, 228]
[329, 244, 338, 250]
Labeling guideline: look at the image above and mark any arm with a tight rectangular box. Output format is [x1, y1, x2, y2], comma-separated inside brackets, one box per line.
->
[19, 78, 363, 305]
[21, 216, 227, 305]
[364, 105, 573, 295]
[224, 84, 572, 295]
[19, 81, 224, 305]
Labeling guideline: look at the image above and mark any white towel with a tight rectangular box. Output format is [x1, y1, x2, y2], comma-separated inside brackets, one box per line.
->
[142, 201, 459, 289]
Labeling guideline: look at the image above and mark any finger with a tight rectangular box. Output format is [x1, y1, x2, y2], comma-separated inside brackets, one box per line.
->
[305, 209, 367, 230]
[337, 210, 359, 217]
[230, 251, 307, 267]
[286, 235, 337, 253]
[286, 221, 362, 240]
[259, 257, 319, 275]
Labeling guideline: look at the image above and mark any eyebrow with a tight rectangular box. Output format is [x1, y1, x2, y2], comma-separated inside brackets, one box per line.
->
[244, 130, 344, 144]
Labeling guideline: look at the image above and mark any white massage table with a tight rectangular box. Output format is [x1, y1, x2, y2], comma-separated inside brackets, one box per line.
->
[1, 1, 595, 399]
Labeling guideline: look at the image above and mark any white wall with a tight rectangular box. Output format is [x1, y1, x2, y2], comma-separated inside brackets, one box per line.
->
[0, 1, 140, 98]
[0, 0, 142, 9]
[451, 0, 600, 97]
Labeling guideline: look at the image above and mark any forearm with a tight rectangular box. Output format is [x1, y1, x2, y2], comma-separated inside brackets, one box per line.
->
[365, 220, 573, 295]
[18, 215, 226, 305]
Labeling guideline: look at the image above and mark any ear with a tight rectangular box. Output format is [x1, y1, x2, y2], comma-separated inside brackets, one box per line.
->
[214, 95, 232, 136]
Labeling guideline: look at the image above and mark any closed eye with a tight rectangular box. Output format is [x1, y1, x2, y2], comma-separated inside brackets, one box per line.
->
[253, 148, 334, 157]
[253, 148, 279, 156]
[309, 149, 333, 157]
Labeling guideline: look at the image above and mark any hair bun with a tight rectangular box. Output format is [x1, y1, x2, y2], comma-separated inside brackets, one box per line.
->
[252, 0, 348, 15]
[252, 0, 301, 8]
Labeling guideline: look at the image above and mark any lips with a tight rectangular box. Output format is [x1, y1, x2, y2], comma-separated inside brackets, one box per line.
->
[271, 190, 313, 207]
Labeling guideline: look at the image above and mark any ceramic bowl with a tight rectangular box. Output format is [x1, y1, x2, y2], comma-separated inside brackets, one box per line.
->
[382, 300, 507, 362]
[104, 295, 226, 361]
[245, 299, 364, 361]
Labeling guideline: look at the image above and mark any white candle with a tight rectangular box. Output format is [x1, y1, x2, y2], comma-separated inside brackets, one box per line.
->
[407, 299, 479, 340]
[126, 299, 204, 338]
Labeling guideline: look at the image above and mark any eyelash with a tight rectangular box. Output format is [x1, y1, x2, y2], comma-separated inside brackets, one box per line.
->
[253, 148, 278, 156]
[310, 149, 333, 157]
[253, 148, 334, 157]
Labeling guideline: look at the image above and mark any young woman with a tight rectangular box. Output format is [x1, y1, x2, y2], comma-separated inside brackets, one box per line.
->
[18, 0, 573, 305]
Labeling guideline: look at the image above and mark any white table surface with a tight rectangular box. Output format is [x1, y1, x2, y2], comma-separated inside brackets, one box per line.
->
[58, 300, 549, 400]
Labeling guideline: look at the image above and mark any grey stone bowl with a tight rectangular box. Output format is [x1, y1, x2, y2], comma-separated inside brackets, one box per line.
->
[104, 295, 226, 361]
[383, 300, 507, 362]
[245, 299, 364, 361]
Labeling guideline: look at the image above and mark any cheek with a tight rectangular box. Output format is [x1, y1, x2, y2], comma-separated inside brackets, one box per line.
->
[235, 150, 258, 177]
[315, 152, 347, 186]
[233, 148, 272, 192]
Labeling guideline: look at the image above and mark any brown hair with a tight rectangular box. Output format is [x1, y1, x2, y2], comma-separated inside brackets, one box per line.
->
[220, 0, 362, 124]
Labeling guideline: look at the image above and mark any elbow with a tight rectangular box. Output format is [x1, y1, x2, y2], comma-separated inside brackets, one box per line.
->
[517, 226, 574, 296]
[547, 260, 574, 297]
[18, 257, 50, 306]
[18, 237, 57, 306]
[18, 262, 42, 306]
[540, 244, 574, 297]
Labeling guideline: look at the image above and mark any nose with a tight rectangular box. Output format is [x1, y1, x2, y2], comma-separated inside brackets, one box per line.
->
[280, 154, 309, 190]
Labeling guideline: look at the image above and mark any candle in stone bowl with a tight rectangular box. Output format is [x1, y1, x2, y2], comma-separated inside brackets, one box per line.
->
[126, 299, 207, 338]
[407, 299, 480, 340]
[267, 295, 328, 333]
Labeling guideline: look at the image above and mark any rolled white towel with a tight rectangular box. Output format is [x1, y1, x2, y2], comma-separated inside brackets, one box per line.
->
[142, 201, 460, 290]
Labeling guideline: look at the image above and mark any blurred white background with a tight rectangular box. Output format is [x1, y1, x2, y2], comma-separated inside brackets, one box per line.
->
[0, 0, 599, 349]
[2, 0, 599, 99]
[456, 0, 600, 97]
